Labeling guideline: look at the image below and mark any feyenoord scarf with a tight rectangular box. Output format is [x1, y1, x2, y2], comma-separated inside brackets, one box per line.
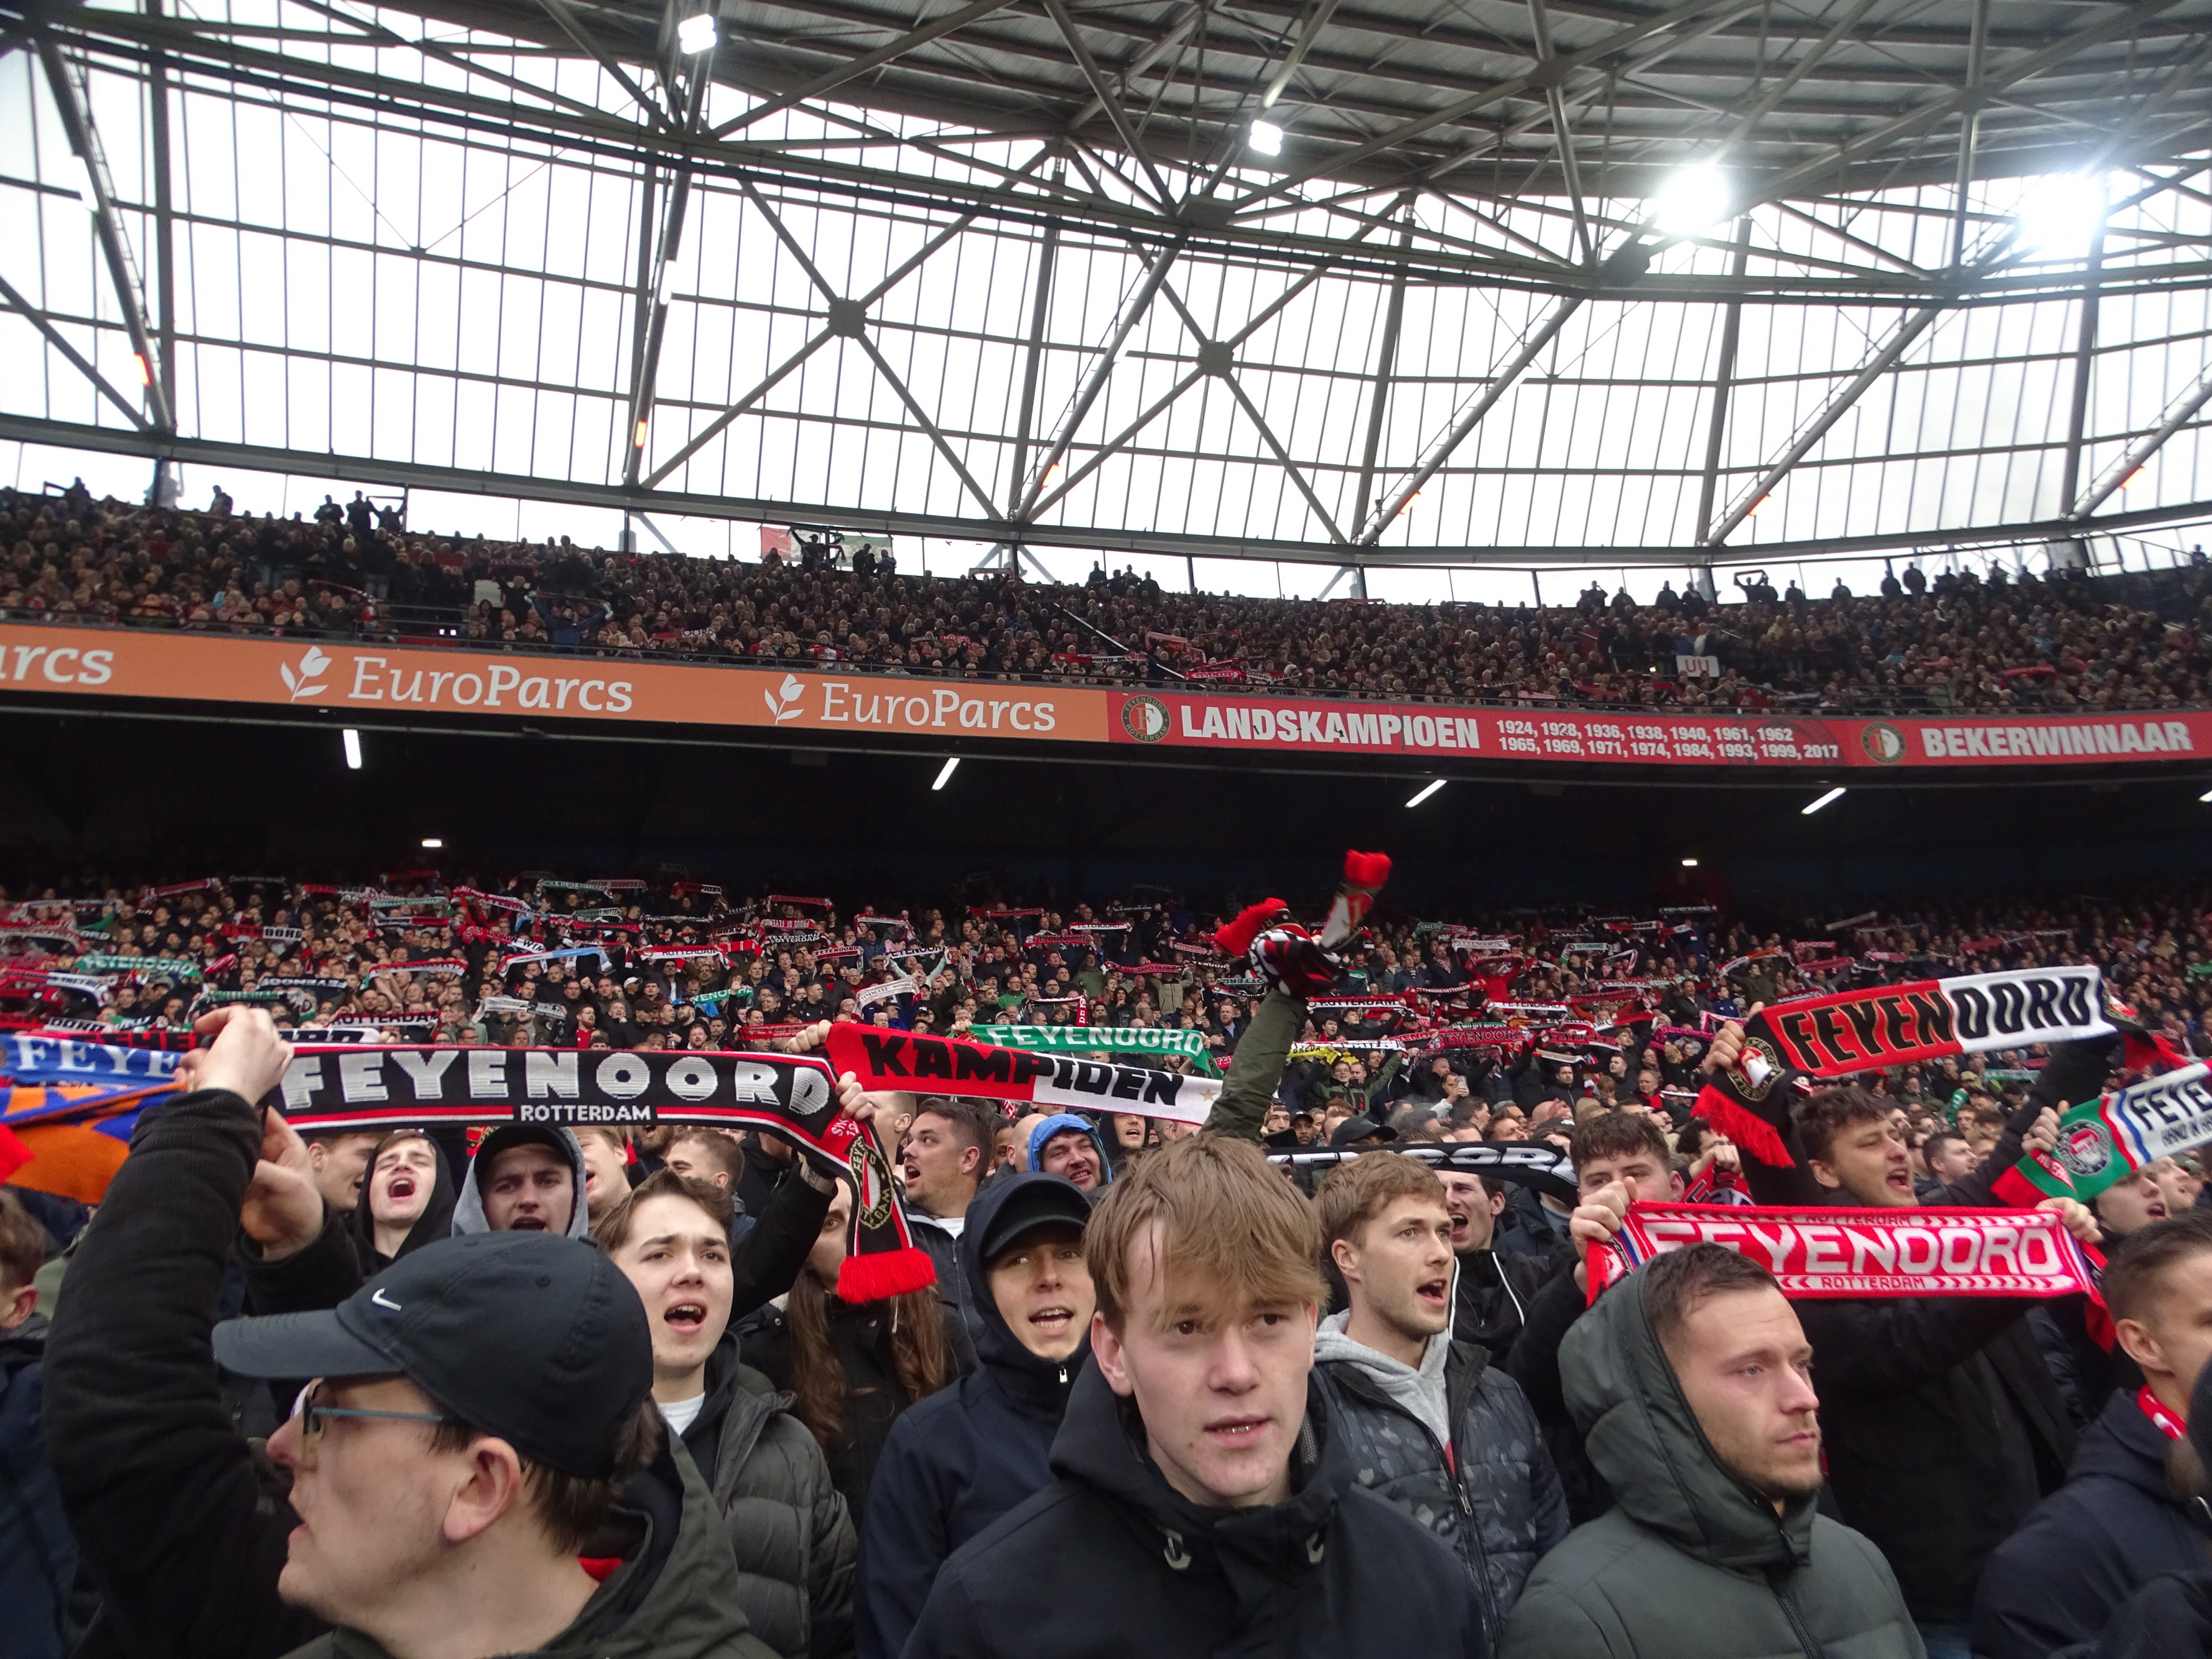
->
[2004, 1062, 2212, 1203]
[270, 1045, 930, 1301]
[824, 1026, 1221, 1126]
[1695, 967, 2113, 1165]
[1586, 1201, 2105, 1306]
[1268, 1139, 1580, 1204]
[969, 1023, 1221, 1077]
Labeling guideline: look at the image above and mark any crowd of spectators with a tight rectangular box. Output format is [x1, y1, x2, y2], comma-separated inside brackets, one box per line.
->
[5, 480, 2210, 716]
[6, 866, 2205, 1117]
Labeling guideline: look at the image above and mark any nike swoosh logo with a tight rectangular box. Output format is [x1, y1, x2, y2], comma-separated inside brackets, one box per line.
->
[371, 1289, 402, 1311]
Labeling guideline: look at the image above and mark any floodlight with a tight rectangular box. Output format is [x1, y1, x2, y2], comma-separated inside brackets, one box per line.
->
[1406, 779, 1445, 808]
[677, 13, 717, 54]
[1650, 166, 1729, 238]
[2015, 172, 2107, 259]
[1249, 120, 1285, 157]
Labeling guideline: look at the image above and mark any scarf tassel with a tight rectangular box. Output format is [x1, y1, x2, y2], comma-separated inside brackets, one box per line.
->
[836, 1245, 938, 1302]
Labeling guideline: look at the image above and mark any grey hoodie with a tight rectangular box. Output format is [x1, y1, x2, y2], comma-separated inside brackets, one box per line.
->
[1501, 1266, 1923, 1659]
[1312, 1306, 1453, 1450]
[451, 1124, 593, 1240]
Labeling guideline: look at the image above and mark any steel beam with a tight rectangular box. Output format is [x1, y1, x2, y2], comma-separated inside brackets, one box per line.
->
[1948, 0, 1989, 268]
[1692, 219, 1751, 544]
[16, 412, 2212, 569]
[712, 0, 1025, 137]
[35, 35, 173, 433]
[0, 275, 154, 431]
[2070, 366, 2212, 520]
[1358, 291, 1587, 545]
[1040, 0, 1175, 207]
[1016, 237, 1185, 519]
[532, 0, 666, 126]
[1259, 0, 1343, 109]
[1007, 177, 1063, 515]
[2058, 227, 2105, 513]
[1349, 213, 1411, 535]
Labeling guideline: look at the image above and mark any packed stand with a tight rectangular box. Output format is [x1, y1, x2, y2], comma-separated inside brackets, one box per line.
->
[6, 861, 2212, 1659]
[6, 481, 2211, 717]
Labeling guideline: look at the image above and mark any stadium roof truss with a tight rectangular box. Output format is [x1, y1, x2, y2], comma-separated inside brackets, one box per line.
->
[3, 0, 2212, 566]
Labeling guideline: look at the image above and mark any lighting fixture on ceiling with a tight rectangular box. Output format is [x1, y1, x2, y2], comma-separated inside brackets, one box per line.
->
[342, 728, 362, 770]
[677, 12, 717, 54]
[1802, 785, 1846, 816]
[1406, 779, 1445, 807]
[1680, 857, 1700, 868]
[421, 837, 444, 850]
[932, 756, 960, 790]
[2015, 172, 2109, 259]
[1249, 120, 1285, 157]
[1650, 165, 1730, 238]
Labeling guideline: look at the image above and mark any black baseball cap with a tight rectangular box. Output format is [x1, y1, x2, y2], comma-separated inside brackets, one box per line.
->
[1330, 1116, 1397, 1147]
[977, 1173, 1092, 1262]
[213, 1231, 652, 1478]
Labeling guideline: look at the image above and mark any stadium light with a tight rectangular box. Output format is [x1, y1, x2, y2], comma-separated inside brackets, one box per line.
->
[1651, 166, 1729, 238]
[1249, 120, 1285, 157]
[1406, 779, 1445, 808]
[341, 728, 362, 770]
[2016, 172, 2107, 258]
[1680, 857, 1700, 868]
[932, 756, 960, 791]
[421, 837, 444, 850]
[676, 12, 717, 54]
[1802, 786, 1847, 816]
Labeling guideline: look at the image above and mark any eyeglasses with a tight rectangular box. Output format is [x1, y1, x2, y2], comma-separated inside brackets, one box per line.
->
[297, 1381, 466, 1442]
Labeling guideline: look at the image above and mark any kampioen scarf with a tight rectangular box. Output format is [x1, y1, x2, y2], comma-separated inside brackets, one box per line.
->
[824, 1025, 1221, 1126]
[2002, 1062, 2212, 1204]
[1586, 1201, 2106, 1308]
[1695, 967, 2114, 1165]
[971, 1023, 1221, 1077]
[265, 1044, 931, 1302]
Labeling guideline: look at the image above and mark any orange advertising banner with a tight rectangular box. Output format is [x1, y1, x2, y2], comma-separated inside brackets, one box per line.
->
[1, 622, 2206, 772]
[0, 624, 1112, 744]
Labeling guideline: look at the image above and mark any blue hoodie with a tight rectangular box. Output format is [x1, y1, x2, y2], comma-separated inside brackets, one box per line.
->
[1025, 1113, 1112, 1187]
[855, 1173, 1092, 1659]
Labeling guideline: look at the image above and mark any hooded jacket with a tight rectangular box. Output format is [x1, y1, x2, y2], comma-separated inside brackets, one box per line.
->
[1453, 1243, 1562, 1365]
[276, 1437, 777, 1659]
[855, 1173, 1088, 1659]
[344, 1131, 456, 1275]
[902, 1359, 1486, 1659]
[1499, 1266, 1922, 1659]
[452, 1124, 593, 1240]
[1314, 1310, 1566, 1649]
[1971, 1388, 2209, 1659]
[1, 1310, 75, 1659]
[676, 1334, 855, 1659]
[1024, 1115, 1112, 1189]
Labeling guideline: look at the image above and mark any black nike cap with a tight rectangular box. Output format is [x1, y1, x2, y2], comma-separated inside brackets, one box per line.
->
[214, 1230, 652, 1478]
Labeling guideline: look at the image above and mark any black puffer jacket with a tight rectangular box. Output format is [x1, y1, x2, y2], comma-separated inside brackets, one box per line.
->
[1315, 1325, 1566, 1647]
[1972, 1388, 2209, 1659]
[903, 1361, 1486, 1658]
[855, 1175, 1085, 1659]
[1453, 1244, 1562, 1365]
[679, 1334, 855, 1659]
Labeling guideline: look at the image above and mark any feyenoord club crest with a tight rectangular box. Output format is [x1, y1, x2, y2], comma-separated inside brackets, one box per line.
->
[848, 1136, 896, 1229]
[1732, 1034, 1783, 1101]
[1122, 694, 1170, 743]
[1859, 721, 1907, 765]
[2056, 1121, 2116, 1181]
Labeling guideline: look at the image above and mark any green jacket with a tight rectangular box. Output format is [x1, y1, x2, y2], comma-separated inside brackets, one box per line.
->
[1500, 1268, 1923, 1659]
[1205, 988, 1304, 1142]
[281, 1442, 777, 1659]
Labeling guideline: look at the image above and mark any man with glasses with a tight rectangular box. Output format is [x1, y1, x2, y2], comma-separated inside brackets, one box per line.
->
[43, 1007, 774, 1659]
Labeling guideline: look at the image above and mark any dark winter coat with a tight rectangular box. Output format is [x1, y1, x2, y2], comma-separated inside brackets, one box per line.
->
[679, 1334, 856, 1659]
[1315, 1329, 1567, 1647]
[276, 1438, 775, 1659]
[2074, 1572, 2212, 1659]
[1, 1311, 75, 1659]
[1453, 1244, 1561, 1364]
[855, 1173, 1086, 1659]
[903, 1361, 1486, 1658]
[44, 1085, 328, 1659]
[738, 1294, 968, 1525]
[343, 1132, 456, 1274]
[1972, 1388, 2209, 1659]
[1500, 1261, 1922, 1659]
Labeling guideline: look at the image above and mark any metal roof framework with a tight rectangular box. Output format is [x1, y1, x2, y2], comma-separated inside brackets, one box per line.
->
[3, 0, 2212, 566]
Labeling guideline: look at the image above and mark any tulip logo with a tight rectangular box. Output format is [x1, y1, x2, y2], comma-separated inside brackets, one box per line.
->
[279, 645, 331, 701]
[763, 673, 806, 724]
